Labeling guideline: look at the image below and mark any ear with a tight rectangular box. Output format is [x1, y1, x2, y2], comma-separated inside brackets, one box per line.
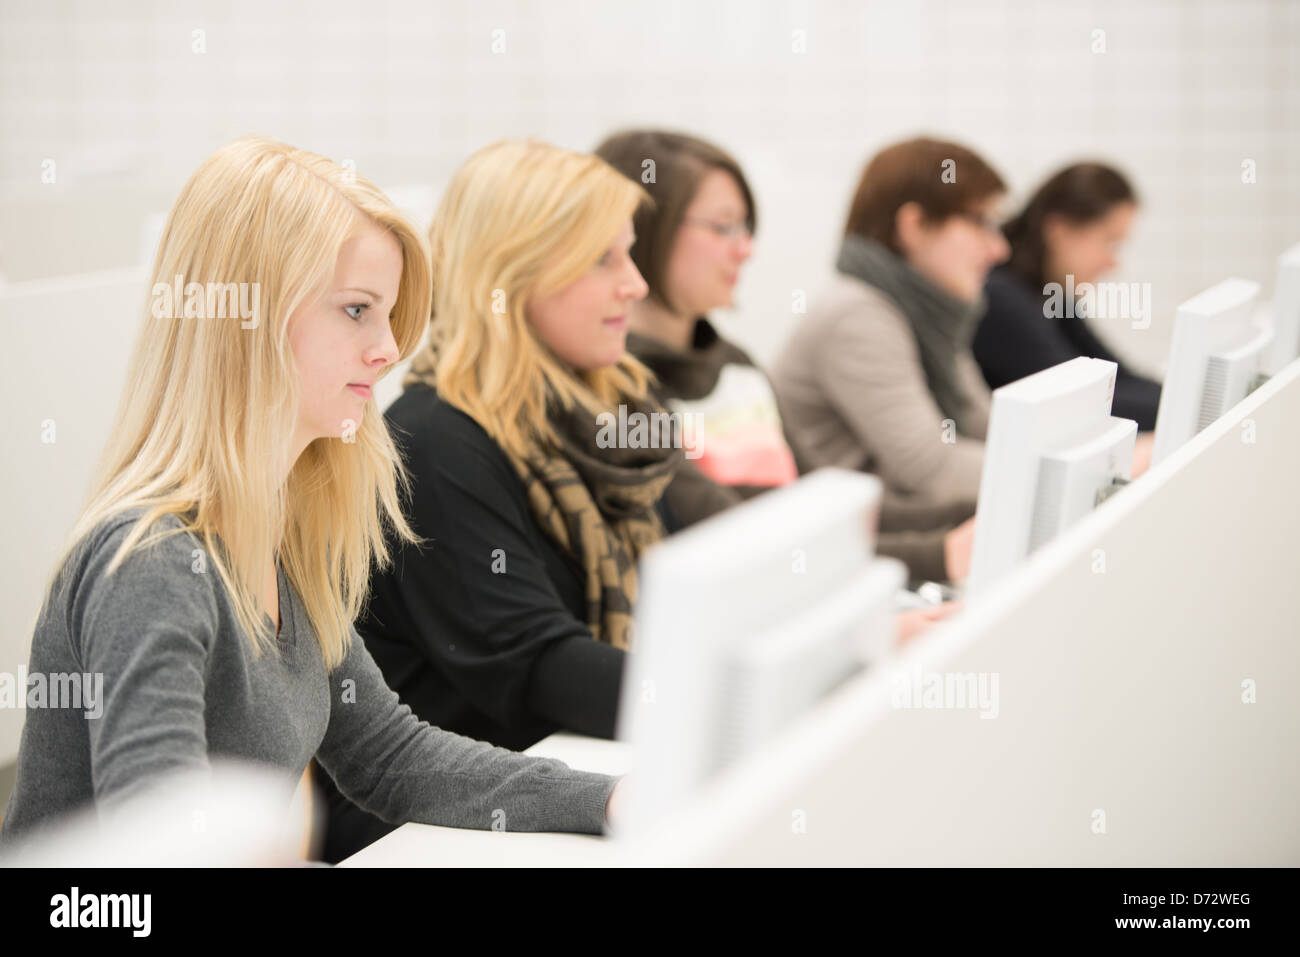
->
[894, 201, 927, 254]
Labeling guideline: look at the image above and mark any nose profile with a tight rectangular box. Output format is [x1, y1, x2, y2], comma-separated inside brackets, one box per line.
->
[623, 260, 650, 301]
[370, 318, 401, 368]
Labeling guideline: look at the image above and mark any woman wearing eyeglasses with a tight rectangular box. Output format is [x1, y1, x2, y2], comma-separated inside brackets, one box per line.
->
[596, 130, 981, 583]
[592, 130, 802, 527]
[770, 137, 1011, 522]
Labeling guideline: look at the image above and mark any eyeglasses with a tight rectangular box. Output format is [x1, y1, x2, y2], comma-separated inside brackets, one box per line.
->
[684, 216, 753, 241]
[953, 210, 1004, 236]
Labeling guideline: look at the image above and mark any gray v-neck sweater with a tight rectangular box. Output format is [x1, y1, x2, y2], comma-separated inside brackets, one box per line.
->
[0, 508, 616, 854]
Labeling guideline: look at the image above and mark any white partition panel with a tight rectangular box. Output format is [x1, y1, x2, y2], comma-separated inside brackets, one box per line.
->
[630, 360, 1300, 866]
[0, 269, 147, 763]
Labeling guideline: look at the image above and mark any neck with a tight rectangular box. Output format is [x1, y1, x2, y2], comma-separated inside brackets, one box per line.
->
[283, 429, 315, 487]
[1039, 251, 1064, 291]
[629, 297, 696, 352]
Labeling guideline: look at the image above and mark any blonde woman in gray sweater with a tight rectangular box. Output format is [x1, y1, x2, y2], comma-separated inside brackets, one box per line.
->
[0, 137, 621, 858]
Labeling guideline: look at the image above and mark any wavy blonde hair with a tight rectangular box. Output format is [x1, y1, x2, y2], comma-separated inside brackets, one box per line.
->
[47, 136, 431, 669]
[405, 139, 653, 459]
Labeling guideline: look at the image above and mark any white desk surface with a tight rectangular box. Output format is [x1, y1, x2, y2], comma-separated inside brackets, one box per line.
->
[336, 734, 632, 867]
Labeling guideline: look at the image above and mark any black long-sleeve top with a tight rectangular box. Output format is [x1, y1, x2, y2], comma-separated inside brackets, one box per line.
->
[973, 266, 1163, 431]
[355, 383, 679, 752]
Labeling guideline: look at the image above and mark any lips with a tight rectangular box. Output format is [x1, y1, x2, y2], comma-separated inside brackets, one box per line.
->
[603, 314, 627, 330]
[347, 383, 373, 398]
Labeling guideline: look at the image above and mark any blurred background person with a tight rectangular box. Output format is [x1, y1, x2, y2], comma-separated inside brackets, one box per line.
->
[599, 128, 978, 585]
[973, 162, 1162, 432]
[770, 137, 1009, 516]
[595, 129, 802, 521]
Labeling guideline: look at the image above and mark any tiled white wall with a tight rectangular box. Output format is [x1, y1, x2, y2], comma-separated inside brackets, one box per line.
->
[1, 0, 1297, 367]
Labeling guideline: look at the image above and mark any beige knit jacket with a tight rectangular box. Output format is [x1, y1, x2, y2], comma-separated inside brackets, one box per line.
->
[771, 272, 992, 512]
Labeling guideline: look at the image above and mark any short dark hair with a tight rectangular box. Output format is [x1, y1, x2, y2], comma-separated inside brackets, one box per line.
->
[1003, 162, 1139, 286]
[844, 136, 1006, 254]
[594, 129, 755, 314]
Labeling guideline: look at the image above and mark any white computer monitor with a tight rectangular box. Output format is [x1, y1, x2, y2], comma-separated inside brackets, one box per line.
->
[966, 357, 1136, 601]
[614, 468, 904, 839]
[1268, 243, 1300, 375]
[1151, 277, 1270, 465]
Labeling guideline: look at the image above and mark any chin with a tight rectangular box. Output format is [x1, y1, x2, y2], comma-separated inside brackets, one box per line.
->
[585, 344, 626, 370]
[338, 404, 365, 430]
[960, 277, 986, 302]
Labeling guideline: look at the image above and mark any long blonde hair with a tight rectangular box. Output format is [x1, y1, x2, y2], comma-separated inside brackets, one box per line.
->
[405, 139, 652, 460]
[48, 136, 432, 669]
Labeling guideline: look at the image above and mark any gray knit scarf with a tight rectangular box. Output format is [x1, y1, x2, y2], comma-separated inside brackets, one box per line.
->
[836, 234, 987, 428]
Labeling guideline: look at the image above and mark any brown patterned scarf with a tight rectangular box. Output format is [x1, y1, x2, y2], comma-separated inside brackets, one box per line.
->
[405, 354, 682, 649]
[506, 393, 682, 649]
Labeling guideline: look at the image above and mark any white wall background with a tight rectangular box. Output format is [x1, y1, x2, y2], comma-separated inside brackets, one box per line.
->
[3, 0, 1298, 363]
[0, 0, 1297, 762]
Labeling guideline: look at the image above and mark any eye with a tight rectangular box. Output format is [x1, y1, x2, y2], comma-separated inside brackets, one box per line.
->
[596, 251, 613, 267]
[344, 303, 367, 320]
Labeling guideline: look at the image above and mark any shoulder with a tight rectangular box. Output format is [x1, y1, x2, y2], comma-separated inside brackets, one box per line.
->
[708, 326, 759, 370]
[383, 385, 524, 492]
[811, 273, 912, 338]
[776, 276, 913, 384]
[809, 275, 917, 364]
[60, 507, 222, 658]
[386, 383, 488, 443]
[386, 385, 508, 464]
[983, 267, 1044, 321]
[72, 507, 210, 586]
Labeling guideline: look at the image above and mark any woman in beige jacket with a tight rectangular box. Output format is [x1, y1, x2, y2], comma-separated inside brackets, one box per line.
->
[772, 137, 1010, 516]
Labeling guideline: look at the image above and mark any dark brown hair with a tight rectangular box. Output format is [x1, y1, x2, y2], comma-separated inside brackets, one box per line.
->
[594, 129, 755, 314]
[1002, 162, 1138, 286]
[844, 137, 1006, 254]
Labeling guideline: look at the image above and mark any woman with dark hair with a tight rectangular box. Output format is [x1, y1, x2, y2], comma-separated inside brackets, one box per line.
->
[973, 162, 1162, 431]
[596, 129, 978, 584]
[593, 130, 799, 523]
[771, 137, 1010, 519]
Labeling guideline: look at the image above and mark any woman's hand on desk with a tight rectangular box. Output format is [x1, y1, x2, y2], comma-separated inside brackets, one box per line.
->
[605, 777, 626, 828]
[1131, 432, 1155, 478]
[896, 601, 962, 645]
[943, 517, 976, 582]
